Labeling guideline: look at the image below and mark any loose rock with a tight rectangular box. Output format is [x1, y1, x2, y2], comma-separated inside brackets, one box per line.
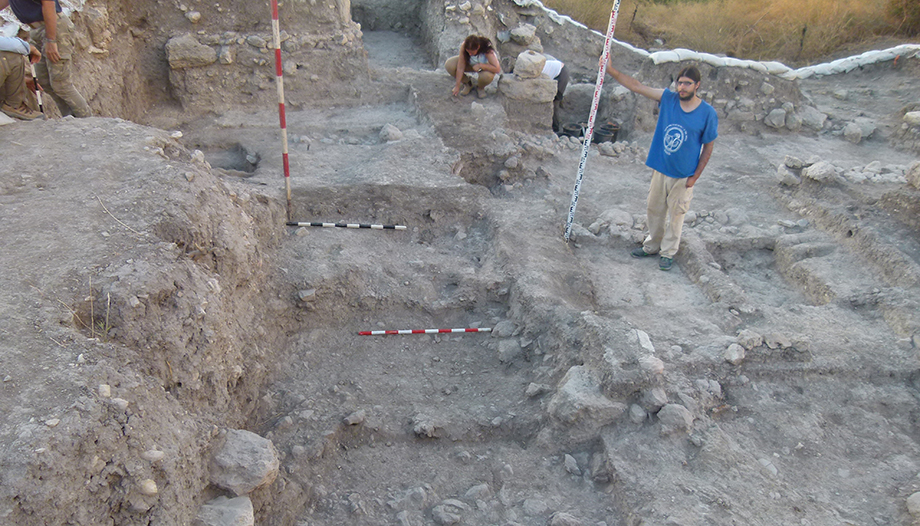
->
[210, 429, 280, 496]
[628, 403, 647, 424]
[344, 409, 366, 425]
[657, 404, 694, 435]
[907, 492, 920, 518]
[640, 387, 668, 412]
[196, 496, 254, 526]
[724, 343, 746, 365]
[564, 454, 581, 475]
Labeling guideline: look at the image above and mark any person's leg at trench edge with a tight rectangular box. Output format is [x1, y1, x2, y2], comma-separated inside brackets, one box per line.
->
[639, 170, 693, 268]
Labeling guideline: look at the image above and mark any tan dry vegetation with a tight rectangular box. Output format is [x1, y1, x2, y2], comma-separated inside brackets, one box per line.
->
[543, 0, 918, 65]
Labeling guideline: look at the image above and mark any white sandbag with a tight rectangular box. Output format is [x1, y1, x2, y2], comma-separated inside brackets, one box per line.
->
[811, 63, 835, 76]
[856, 50, 884, 62]
[763, 61, 792, 75]
[785, 67, 813, 80]
[674, 48, 701, 61]
[722, 57, 745, 68]
[699, 52, 726, 67]
[650, 50, 680, 64]
[868, 49, 897, 62]
[833, 57, 858, 73]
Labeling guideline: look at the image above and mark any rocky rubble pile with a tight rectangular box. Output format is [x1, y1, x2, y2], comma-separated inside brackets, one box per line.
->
[776, 154, 916, 186]
[893, 109, 920, 153]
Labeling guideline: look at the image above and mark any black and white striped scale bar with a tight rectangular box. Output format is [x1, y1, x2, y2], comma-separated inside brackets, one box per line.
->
[359, 328, 492, 336]
[287, 221, 407, 230]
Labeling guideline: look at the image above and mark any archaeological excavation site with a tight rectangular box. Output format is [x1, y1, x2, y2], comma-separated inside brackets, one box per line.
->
[1, 0, 920, 524]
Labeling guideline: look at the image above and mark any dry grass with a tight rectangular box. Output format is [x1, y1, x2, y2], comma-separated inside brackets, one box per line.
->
[543, 0, 917, 65]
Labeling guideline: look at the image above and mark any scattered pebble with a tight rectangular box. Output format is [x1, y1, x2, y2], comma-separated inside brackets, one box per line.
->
[639, 354, 664, 374]
[344, 409, 366, 426]
[629, 404, 647, 424]
[141, 450, 165, 462]
[564, 454, 581, 475]
[138, 479, 158, 496]
[724, 343, 746, 365]
[758, 457, 778, 477]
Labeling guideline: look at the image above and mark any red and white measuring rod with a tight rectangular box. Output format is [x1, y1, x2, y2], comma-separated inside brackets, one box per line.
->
[563, 0, 621, 242]
[287, 221, 406, 230]
[359, 328, 492, 336]
[270, 0, 292, 220]
[287, 221, 407, 230]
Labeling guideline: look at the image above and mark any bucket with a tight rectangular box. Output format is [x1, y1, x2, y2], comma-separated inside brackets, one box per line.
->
[561, 123, 583, 138]
[593, 122, 620, 143]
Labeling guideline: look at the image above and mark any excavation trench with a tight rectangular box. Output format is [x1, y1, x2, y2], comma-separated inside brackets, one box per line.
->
[5, 1, 920, 523]
[239, 185, 632, 525]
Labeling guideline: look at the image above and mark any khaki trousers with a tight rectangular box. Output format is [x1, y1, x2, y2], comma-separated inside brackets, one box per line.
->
[445, 56, 496, 89]
[0, 51, 29, 109]
[642, 170, 694, 258]
[31, 15, 91, 117]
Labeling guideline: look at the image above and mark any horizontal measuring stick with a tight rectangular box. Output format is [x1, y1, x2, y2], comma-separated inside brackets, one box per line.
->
[287, 221, 407, 230]
[358, 328, 492, 336]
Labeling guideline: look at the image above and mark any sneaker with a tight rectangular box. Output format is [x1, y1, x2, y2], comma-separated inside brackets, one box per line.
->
[659, 256, 673, 271]
[631, 247, 655, 258]
[459, 84, 473, 96]
[1, 102, 41, 121]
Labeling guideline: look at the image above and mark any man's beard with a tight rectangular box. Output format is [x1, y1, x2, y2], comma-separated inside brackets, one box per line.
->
[679, 91, 695, 101]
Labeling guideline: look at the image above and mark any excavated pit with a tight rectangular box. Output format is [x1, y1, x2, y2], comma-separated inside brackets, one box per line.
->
[199, 143, 261, 175]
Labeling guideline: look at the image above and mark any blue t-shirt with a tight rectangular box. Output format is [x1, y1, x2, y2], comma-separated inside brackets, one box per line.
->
[9, 0, 62, 24]
[645, 90, 718, 179]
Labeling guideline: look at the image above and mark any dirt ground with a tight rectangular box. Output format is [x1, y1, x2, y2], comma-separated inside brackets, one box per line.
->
[2, 9, 920, 526]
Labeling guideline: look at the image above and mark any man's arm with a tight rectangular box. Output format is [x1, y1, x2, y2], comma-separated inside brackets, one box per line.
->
[29, 43, 41, 64]
[686, 141, 715, 188]
[0, 36, 30, 55]
[605, 63, 663, 102]
[41, 0, 61, 63]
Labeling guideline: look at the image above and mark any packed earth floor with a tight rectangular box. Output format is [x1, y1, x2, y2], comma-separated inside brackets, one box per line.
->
[1, 21, 920, 526]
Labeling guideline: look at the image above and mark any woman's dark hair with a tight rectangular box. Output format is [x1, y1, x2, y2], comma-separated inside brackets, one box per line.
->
[676, 66, 701, 84]
[462, 35, 494, 59]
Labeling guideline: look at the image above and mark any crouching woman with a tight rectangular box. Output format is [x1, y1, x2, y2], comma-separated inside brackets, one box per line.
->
[445, 35, 501, 99]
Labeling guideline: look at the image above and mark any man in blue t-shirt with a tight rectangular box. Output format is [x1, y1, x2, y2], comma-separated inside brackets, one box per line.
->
[605, 64, 718, 271]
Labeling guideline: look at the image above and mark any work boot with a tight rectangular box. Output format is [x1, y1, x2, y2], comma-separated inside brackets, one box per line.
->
[1, 102, 42, 121]
[659, 256, 673, 271]
[631, 247, 656, 258]
[459, 84, 472, 96]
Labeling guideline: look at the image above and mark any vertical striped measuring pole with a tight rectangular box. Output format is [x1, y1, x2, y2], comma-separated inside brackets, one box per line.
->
[270, 0, 292, 220]
[563, 0, 621, 242]
[30, 64, 44, 115]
